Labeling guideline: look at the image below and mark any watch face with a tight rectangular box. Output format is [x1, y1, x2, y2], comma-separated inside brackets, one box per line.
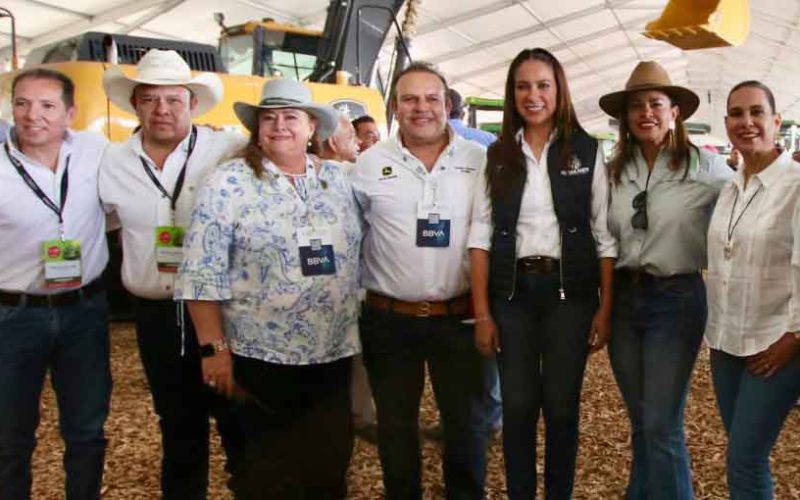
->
[199, 344, 216, 357]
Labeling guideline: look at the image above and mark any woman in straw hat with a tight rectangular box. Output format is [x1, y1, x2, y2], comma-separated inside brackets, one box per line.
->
[705, 80, 800, 499]
[468, 48, 617, 499]
[176, 78, 362, 498]
[600, 61, 731, 499]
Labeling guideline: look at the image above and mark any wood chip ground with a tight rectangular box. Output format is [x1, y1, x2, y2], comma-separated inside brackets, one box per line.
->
[30, 323, 800, 499]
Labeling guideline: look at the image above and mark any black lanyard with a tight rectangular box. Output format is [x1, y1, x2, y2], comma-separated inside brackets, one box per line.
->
[726, 183, 764, 242]
[139, 126, 197, 214]
[6, 142, 70, 228]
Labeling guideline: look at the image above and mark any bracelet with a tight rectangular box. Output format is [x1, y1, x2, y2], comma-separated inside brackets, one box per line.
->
[475, 315, 492, 323]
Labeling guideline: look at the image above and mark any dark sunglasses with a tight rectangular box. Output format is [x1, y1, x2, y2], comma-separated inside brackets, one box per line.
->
[631, 190, 648, 230]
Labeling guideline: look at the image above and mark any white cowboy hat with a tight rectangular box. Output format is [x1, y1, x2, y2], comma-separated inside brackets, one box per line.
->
[102, 49, 223, 117]
[234, 78, 338, 141]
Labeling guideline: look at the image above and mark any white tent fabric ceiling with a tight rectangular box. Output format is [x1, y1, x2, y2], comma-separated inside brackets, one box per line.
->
[0, 0, 797, 138]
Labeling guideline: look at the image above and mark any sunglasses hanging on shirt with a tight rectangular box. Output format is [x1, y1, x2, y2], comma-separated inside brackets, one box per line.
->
[631, 168, 653, 231]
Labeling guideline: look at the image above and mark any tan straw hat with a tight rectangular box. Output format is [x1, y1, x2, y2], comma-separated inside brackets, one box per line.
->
[599, 61, 699, 120]
[103, 49, 223, 117]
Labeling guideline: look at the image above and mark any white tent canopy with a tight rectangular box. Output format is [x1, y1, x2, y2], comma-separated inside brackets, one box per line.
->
[0, 0, 797, 139]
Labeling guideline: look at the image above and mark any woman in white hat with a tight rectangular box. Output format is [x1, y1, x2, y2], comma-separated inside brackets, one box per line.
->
[176, 78, 362, 498]
[706, 80, 800, 499]
[600, 61, 731, 499]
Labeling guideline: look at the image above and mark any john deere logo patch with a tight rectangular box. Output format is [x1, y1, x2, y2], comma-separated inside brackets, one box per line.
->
[382, 166, 392, 176]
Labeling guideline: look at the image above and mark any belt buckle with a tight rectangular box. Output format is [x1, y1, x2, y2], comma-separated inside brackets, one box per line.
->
[416, 301, 431, 318]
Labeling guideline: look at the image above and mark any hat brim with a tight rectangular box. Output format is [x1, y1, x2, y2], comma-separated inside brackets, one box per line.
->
[599, 84, 700, 121]
[233, 101, 338, 141]
[102, 66, 223, 118]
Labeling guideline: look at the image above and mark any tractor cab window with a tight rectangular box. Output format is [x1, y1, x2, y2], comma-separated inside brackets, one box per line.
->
[221, 25, 320, 80]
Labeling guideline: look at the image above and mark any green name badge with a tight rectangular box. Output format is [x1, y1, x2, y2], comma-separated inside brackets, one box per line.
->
[155, 226, 185, 273]
[42, 239, 82, 289]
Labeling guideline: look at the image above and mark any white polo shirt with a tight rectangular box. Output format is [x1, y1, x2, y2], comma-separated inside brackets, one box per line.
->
[350, 129, 486, 302]
[99, 126, 246, 300]
[0, 129, 109, 294]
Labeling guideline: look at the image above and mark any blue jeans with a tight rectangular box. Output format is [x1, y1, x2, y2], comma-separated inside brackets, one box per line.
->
[608, 273, 706, 500]
[0, 292, 111, 500]
[473, 360, 502, 433]
[360, 306, 489, 500]
[711, 348, 800, 500]
[492, 271, 597, 500]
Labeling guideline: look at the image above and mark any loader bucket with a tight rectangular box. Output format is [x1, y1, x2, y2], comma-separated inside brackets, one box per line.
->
[643, 0, 750, 50]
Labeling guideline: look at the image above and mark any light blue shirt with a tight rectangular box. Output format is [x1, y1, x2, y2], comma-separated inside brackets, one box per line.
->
[608, 147, 732, 276]
[448, 119, 496, 147]
[176, 157, 362, 365]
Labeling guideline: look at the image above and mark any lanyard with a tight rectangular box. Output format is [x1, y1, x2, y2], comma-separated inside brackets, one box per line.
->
[6, 142, 70, 238]
[726, 183, 763, 244]
[139, 126, 197, 215]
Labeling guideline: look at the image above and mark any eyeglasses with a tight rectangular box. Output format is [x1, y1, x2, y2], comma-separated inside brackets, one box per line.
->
[631, 190, 648, 230]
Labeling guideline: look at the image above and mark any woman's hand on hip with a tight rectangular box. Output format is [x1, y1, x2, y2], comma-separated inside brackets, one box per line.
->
[475, 315, 501, 357]
[202, 350, 236, 398]
[745, 332, 800, 378]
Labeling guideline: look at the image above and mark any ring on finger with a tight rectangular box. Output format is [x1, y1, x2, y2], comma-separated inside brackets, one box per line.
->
[208, 380, 216, 387]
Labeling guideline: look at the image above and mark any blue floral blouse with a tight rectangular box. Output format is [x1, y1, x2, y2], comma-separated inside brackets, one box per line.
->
[176, 156, 362, 365]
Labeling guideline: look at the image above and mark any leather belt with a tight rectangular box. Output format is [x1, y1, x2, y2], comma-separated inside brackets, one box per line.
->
[517, 256, 559, 274]
[615, 269, 698, 287]
[0, 279, 105, 308]
[365, 291, 470, 318]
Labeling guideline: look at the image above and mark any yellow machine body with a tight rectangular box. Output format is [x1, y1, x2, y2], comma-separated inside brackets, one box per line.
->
[643, 0, 750, 50]
[0, 61, 386, 142]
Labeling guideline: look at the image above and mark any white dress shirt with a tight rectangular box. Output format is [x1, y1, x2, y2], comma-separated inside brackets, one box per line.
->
[350, 129, 486, 302]
[0, 129, 109, 294]
[706, 151, 800, 356]
[99, 127, 246, 300]
[468, 130, 617, 259]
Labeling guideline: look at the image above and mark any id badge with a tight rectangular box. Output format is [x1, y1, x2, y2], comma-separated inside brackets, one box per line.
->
[297, 227, 336, 276]
[155, 226, 185, 273]
[416, 203, 451, 247]
[42, 239, 82, 289]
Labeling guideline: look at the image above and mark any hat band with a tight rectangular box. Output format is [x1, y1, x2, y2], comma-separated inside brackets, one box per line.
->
[259, 97, 305, 106]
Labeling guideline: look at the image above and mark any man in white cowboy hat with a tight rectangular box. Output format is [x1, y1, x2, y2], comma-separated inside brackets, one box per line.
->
[98, 49, 246, 499]
[0, 67, 111, 500]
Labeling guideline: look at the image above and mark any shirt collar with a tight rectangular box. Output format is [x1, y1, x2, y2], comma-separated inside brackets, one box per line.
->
[130, 127, 194, 163]
[515, 127, 556, 164]
[733, 150, 790, 190]
[7, 126, 75, 166]
[391, 125, 458, 163]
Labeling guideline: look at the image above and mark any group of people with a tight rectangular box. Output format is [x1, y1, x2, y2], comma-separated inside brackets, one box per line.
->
[0, 43, 799, 500]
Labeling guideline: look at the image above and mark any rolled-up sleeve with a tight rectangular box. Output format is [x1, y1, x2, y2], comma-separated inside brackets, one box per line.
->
[591, 150, 618, 258]
[175, 169, 236, 301]
[467, 159, 492, 251]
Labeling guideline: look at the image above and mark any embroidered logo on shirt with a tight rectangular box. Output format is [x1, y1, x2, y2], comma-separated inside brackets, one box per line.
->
[561, 155, 590, 176]
[379, 166, 398, 181]
[453, 165, 477, 174]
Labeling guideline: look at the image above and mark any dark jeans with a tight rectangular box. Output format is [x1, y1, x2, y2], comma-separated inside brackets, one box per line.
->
[360, 307, 489, 500]
[711, 348, 800, 500]
[0, 291, 111, 500]
[608, 273, 706, 500]
[474, 358, 503, 433]
[232, 354, 354, 500]
[491, 272, 597, 500]
[133, 298, 244, 500]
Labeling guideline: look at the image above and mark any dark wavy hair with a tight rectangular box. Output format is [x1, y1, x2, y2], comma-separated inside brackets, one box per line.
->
[607, 92, 696, 185]
[487, 48, 585, 200]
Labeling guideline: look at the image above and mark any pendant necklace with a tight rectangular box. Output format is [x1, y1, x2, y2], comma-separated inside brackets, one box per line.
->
[725, 184, 763, 260]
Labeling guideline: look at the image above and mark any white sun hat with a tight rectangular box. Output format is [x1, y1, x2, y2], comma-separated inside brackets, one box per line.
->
[102, 49, 223, 117]
[234, 78, 338, 141]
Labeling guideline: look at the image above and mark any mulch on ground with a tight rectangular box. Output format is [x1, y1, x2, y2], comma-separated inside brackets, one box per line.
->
[31, 323, 800, 499]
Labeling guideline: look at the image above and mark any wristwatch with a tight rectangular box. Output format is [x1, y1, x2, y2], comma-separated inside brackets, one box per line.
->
[199, 338, 229, 358]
